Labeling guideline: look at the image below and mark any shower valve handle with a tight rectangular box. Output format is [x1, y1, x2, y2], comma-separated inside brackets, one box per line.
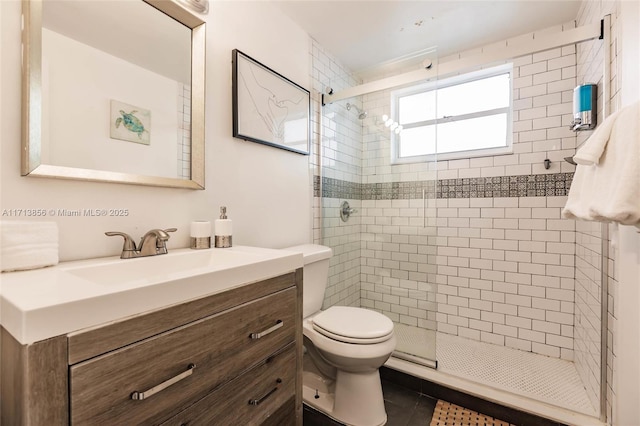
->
[340, 201, 357, 222]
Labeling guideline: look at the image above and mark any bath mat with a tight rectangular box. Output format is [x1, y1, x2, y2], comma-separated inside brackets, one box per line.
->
[429, 400, 515, 426]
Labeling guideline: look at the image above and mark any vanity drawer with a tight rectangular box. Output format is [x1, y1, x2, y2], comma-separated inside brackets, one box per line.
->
[161, 343, 296, 426]
[69, 287, 296, 425]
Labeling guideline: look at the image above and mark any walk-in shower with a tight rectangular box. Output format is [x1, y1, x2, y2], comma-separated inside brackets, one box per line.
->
[312, 10, 613, 424]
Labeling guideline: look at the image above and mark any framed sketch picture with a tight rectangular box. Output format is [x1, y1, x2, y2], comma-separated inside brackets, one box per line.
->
[232, 49, 310, 155]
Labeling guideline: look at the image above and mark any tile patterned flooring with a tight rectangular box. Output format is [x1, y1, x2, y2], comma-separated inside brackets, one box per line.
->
[435, 333, 596, 416]
[303, 378, 438, 426]
[302, 371, 565, 426]
[393, 325, 596, 417]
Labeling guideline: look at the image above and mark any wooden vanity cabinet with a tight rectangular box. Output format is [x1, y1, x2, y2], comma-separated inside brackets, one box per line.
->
[160, 343, 297, 426]
[0, 269, 303, 426]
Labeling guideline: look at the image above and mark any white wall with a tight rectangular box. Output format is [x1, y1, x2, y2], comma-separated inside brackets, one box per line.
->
[0, 0, 311, 261]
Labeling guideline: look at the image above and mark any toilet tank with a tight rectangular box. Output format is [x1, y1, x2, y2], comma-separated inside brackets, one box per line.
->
[284, 244, 332, 318]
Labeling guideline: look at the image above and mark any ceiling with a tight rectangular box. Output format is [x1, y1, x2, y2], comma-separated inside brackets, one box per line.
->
[276, 1, 582, 76]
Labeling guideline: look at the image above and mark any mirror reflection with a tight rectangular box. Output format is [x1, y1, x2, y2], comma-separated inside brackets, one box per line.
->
[23, 0, 205, 189]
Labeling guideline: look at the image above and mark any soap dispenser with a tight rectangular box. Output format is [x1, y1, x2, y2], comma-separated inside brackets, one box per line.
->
[214, 206, 232, 248]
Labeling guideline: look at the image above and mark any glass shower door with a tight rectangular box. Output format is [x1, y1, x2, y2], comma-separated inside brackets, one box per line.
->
[314, 43, 440, 368]
[318, 97, 439, 368]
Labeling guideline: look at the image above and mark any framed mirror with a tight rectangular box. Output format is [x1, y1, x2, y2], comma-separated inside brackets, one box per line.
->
[21, 0, 206, 189]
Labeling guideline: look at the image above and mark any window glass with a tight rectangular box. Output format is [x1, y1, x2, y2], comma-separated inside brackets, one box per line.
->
[398, 91, 436, 124]
[437, 74, 510, 117]
[436, 114, 508, 154]
[391, 64, 512, 163]
[399, 126, 436, 157]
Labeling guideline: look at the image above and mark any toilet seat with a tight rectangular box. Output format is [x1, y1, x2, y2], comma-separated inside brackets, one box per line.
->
[312, 306, 394, 344]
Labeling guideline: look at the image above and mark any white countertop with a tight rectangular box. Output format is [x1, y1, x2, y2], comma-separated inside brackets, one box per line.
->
[0, 246, 303, 345]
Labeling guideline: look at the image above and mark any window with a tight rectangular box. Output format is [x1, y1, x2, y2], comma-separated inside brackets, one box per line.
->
[390, 64, 513, 164]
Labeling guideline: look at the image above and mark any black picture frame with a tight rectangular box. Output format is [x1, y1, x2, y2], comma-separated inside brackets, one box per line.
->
[232, 49, 310, 155]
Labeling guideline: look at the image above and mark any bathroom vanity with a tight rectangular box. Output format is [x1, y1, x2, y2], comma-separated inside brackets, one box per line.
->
[0, 247, 303, 425]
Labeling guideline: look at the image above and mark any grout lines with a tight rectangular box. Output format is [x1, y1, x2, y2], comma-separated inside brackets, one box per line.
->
[393, 327, 598, 417]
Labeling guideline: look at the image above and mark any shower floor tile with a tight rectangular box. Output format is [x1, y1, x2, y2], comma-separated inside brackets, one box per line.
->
[393, 324, 598, 417]
[436, 333, 597, 416]
[394, 323, 436, 361]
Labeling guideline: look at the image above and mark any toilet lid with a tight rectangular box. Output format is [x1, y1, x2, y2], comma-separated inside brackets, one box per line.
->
[312, 306, 394, 344]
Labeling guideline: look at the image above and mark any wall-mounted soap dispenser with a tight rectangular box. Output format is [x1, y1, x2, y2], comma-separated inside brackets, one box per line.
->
[570, 83, 597, 131]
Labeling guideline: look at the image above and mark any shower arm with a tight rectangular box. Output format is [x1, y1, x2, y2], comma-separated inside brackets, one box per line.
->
[346, 103, 368, 119]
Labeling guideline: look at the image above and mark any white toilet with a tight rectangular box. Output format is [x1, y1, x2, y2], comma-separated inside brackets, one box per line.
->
[285, 244, 396, 426]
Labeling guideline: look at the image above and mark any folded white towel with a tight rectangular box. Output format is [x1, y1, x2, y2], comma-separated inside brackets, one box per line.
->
[1, 221, 59, 272]
[563, 101, 640, 225]
[573, 107, 624, 165]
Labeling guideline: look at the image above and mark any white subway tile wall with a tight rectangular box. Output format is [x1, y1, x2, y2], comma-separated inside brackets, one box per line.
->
[310, 6, 620, 418]
[310, 39, 363, 309]
[574, 0, 620, 417]
[177, 83, 191, 179]
[359, 196, 580, 360]
[358, 23, 586, 361]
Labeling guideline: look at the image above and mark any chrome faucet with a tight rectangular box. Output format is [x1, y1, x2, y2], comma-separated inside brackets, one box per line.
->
[106, 228, 177, 259]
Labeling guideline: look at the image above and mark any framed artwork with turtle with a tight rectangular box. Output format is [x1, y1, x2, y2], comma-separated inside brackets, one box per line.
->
[110, 100, 151, 145]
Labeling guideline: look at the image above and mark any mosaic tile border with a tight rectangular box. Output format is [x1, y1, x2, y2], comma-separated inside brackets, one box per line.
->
[315, 173, 574, 200]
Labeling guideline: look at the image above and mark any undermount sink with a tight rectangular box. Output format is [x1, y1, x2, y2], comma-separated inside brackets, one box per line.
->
[64, 247, 264, 286]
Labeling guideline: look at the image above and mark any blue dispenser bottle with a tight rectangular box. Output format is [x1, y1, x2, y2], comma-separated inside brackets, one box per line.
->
[570, 84, 597, 131]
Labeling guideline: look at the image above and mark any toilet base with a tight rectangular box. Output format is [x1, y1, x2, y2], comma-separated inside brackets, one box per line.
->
[303, 366, 387, 426]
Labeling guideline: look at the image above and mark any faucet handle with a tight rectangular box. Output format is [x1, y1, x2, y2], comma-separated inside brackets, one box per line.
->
[105, 232, 137, 258]
[139, 228, 177, 256]
[156, 228, 177, 254]
[155, 228, 177, 247]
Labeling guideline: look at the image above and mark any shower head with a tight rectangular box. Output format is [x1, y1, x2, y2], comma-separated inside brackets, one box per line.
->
[346, 102, 368, 119]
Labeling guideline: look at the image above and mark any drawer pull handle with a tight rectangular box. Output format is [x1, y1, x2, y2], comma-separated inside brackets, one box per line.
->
[130, 363, 196, 401]
[248, 378, 282, 406]
[250, 320, 283, 339]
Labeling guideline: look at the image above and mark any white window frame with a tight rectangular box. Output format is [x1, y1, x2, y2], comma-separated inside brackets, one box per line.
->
[390, 63, 513, 165]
